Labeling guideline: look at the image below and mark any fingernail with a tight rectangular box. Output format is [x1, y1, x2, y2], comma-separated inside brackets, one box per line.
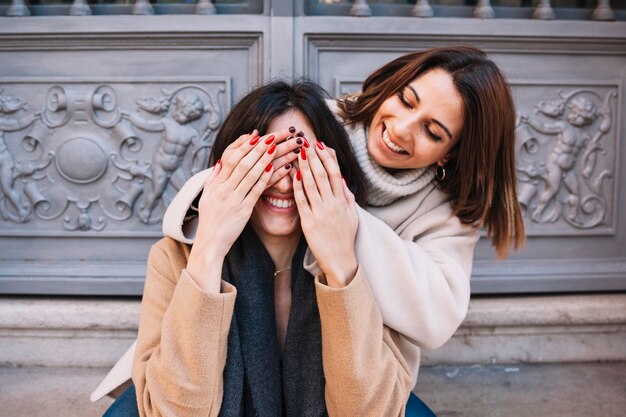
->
[296, 171, 302, 181]
[265, 135, 275, 145]
[265, 163, 273, 172]
[296, 138, 303, 145]
[289, 126, 296, 134]
[303, 138, 310, 148]
[249, 135, 259, 145]
[268, 143, 276, 154]
[284, 163, 291, 170]
[293, 148, 300, 154]
[287, 135, 294, 141]
[316, 141, 325, 150]
[296, 131, 304, 137]
[301, 148, 307, 161]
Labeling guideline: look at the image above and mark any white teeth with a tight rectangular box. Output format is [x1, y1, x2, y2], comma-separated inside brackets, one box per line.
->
[263, 196, 295, 209]
[382, 129, 407, 154]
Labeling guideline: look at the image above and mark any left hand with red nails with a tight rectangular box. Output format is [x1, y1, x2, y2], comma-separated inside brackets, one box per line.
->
[292, 139, 359, 288]
[265, 127, 303, 188]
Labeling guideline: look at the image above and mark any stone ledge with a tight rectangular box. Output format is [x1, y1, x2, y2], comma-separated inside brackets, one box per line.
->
[422, 293, 626, 365]
[1, 294, 625, 367]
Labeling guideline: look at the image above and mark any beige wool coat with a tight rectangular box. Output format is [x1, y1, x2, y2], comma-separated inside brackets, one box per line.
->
[131, 236, 413, 417]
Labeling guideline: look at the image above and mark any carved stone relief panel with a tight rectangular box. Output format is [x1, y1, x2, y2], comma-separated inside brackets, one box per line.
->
[0, 78, 229, 236]
[513, 82, 618, 236]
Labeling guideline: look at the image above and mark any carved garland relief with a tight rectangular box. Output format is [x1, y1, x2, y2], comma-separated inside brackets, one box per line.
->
[0, 81, 227, 234]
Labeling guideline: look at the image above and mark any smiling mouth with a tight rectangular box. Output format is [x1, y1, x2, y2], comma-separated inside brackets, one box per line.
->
[382, 126, 409, 155]
[262, 195, 295, 209]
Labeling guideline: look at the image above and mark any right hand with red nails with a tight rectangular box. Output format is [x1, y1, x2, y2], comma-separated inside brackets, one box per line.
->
[186, 130, 277, 293]
[292, 140, 359, 288]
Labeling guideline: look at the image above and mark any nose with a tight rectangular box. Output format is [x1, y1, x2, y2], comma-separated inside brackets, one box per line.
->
[393, 111, 420, 143]
[272, 171, 294, 193]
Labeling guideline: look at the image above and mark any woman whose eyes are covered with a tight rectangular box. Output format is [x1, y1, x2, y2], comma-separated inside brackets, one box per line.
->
[101, 81, 415, 417]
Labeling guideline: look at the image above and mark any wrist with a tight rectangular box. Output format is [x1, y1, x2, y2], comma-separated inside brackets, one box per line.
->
[321, 257, 358, 288]
[187, 249, 225, 294]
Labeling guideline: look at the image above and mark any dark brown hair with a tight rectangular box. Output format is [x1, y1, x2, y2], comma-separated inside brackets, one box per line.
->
[208, 81, 367, 206]
[339, 46, 525, 258]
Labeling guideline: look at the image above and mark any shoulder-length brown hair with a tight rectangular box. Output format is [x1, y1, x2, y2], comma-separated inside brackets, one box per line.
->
[339, 46, 525, 258]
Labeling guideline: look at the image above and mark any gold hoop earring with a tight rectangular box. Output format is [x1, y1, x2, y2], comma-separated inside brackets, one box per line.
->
[436, 165, 446, 181]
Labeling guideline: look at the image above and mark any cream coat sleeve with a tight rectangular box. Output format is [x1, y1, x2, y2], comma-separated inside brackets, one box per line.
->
[356, 186, 479, 350]
[132, 239, 236, 417]
[315, 267, 413, 417]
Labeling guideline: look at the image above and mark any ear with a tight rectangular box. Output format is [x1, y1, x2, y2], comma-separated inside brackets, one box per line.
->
[436, 158, 448, 167]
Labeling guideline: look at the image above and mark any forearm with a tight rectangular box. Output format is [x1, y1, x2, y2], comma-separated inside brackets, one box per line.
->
[132, 242, 235, 417]
[316, 267, 412, 417]
[128, 113, 163, 131]
[354, 204, 478, 349]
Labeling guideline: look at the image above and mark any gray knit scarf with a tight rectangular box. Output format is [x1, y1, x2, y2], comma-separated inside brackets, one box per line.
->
[219, 225, 327, 417]
[348, 123, 435, 206]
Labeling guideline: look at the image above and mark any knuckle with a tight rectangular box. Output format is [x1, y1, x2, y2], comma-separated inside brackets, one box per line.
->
[239, 158, 254, 171]
[328, 167, 341, 178]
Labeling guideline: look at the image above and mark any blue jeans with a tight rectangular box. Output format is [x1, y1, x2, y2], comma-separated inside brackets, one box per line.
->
[102, 384, 139, 417]
[103, 384, 436, 417]
[406, 392, 437, 417]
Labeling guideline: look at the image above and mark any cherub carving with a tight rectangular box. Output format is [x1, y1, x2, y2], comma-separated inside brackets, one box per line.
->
[519, 90, 614, 227]
[126, 91, 220, 223]
[0, 90, 39, 222]
[520, 96, 596, 222]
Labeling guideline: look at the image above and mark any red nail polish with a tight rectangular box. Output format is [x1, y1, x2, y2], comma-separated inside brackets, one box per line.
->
[303, 138, 310, 148]
[265, 163, 273, 172]
[301, 148, 307, 160]
[316, 141, 325, 150]
[296, 171, 302, 181]
[249, 135, 259, 145]
[216, 159, 221, 165]
[265, 135, 275, 145]
[268, 143, 276, 154]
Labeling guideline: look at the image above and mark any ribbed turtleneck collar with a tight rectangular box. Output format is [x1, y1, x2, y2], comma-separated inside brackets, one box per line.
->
[348, 123, 435, 207]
